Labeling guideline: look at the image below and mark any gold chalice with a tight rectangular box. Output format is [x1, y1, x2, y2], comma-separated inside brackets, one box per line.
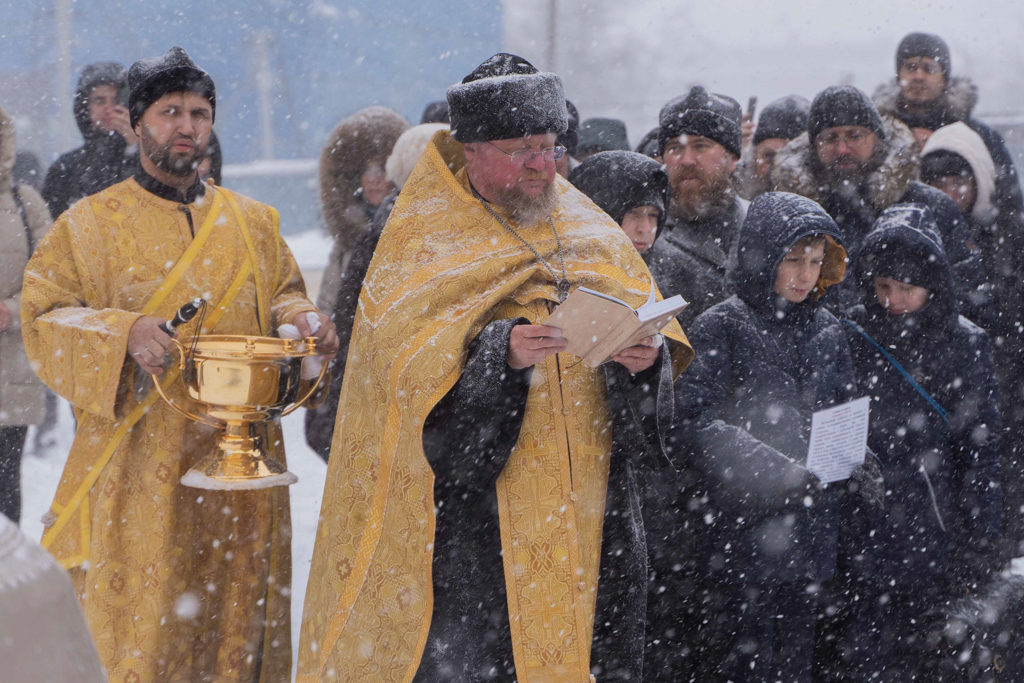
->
[154, 334, 328, 490]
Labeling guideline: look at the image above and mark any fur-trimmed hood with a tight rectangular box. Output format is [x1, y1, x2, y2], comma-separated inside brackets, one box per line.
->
[770, 114, 919, 213]
[873, 76, 978, 129]
[319, 106, 409, 248]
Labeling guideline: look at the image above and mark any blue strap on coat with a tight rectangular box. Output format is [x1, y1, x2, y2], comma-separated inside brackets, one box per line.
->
[842, 318, 951, 425]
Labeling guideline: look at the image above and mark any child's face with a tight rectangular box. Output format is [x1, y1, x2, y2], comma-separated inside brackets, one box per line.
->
[620, 205, 660, 254]
[874, 276, 931, 314]
[773, 240, 826, 304]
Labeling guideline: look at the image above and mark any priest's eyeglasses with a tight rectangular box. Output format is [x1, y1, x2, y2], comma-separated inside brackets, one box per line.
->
[487, 142, 567, 164]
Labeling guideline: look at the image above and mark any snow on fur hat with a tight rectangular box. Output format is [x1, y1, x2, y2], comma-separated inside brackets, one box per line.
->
[920, 121, 997, 223]
[128, 46, 215, 128]
[446, 53, 568, 143]
[385, 123, 448, 190]
[753, 95, 810, 146]
[658, 85, 743, 158]
[568, 150, 670, 236]
[808, 86, 884, 143]
[897, 32, 951, 79]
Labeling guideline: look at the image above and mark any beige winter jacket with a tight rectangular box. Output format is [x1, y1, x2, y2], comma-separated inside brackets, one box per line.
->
[1, 106, 51, 426]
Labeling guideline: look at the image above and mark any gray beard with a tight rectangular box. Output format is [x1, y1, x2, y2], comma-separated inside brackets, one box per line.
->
[495, 182, 558, 225]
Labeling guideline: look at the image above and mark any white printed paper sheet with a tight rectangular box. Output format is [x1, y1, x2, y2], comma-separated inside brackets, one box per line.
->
[806, 397, 870, 484]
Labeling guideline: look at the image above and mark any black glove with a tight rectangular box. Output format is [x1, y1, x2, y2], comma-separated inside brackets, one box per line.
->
[849, 455, 885, 508]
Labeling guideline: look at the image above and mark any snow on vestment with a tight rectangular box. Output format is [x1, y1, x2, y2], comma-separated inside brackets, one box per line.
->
[21, 177, 317, 683]
[298, 129, 692, 682]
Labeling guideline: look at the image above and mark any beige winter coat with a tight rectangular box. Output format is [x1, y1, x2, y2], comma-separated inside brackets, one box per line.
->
[1, 106, 51, 426]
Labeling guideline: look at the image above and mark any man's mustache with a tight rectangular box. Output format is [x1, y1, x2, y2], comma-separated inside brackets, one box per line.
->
[517, 171, 550, 181]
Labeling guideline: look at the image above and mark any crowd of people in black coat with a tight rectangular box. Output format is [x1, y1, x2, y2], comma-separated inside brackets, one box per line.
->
[300, 29, 1024, 681]
[19, 24, 1020, 683]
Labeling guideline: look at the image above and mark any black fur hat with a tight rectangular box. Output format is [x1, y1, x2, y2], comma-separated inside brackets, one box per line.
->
[128, 46, 215, 128]
[446, 53, 568, 143]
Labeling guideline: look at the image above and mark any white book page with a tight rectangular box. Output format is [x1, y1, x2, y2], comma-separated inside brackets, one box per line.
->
[806, 397, 870, 484]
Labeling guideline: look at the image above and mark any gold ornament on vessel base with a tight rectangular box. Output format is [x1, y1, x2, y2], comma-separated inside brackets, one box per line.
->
[154, 334, 328, 490]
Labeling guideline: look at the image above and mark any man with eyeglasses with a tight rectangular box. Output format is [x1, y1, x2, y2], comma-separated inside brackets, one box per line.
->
[657, 86, 749, 327]
[770, 85, 987, 316]
[873, 32, 1019, 183]
[298, 53, 692, 683]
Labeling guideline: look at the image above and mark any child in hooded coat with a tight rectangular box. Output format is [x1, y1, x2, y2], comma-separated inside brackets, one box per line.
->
[668, 192, 883, 682]
[835, 203, 1002, 681]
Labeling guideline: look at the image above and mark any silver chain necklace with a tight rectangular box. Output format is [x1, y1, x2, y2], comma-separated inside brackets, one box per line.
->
[479, 200, 571, 302]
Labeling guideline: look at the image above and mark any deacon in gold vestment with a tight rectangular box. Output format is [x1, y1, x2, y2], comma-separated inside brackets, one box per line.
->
[298, 54, 693, 683]
[21, 47, 338, 683]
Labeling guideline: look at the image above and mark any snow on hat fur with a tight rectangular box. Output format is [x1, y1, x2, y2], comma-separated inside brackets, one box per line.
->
[446, 53, 568, 143]
[658, 85, 743, 158]
[920, 121, 997, 223]
[128, 46, 215, 128]
[807, 86, 885, 142]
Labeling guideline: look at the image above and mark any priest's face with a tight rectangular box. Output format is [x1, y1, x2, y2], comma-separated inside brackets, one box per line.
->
[465, 132, 559, 224]
[136, 91, 213, 178]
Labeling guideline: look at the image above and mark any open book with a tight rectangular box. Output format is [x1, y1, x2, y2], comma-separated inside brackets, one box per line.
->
[543, 281, 688, 368]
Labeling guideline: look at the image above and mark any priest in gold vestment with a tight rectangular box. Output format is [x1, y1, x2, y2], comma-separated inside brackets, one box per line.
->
[21, 47, 338, 683]
[298, 54, 693, 683]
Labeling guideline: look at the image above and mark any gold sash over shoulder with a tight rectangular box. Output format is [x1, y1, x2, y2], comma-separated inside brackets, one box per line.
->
[298, 130, 692, 682]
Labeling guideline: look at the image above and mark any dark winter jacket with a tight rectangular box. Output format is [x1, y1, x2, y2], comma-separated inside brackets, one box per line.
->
[844, 206, 1002, 587]
[873, 75, 1021, 192]
[42, 62, 139, 220]
[567, 151, 694, 327]
[304, 188, 396, 460]
[413, 318, 679, 682]
[661, 194, 748, 326]
[670, 192, 856, 587]
[771, 115, 990, 323]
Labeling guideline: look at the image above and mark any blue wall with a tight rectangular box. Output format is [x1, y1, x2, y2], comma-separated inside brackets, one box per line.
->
[2, 1, 503, 163]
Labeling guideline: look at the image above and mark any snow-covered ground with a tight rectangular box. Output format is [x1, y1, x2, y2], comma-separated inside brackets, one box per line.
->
[20, 399, 328, 681]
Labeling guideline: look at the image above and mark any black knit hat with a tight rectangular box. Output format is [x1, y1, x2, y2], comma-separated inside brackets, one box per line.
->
[807, 86, 884, 143]
[577, 118, 631, 156]
[420, 100, 450, 124]
[558, 100, 580, 157]
[658, 86, 743, 158]
[920, 149, 973, 183]
[897, 32, 951, 79]
[446, 53, 568, 143]
[753, 95, 810, 146]
[128, 47, 215, 128]
[568, 151, 670, 236]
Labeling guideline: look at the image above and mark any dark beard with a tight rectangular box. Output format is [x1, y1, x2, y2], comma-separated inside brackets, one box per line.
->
[669, 171, 735, 221]
[812, 139, 888, 193]
[495, 182, 558, 225]
[140, 125, 205, 178]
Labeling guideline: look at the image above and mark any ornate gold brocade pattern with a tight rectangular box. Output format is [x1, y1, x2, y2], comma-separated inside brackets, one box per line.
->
[21, 179, 317, 683]
[297, 130, 692, 682]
